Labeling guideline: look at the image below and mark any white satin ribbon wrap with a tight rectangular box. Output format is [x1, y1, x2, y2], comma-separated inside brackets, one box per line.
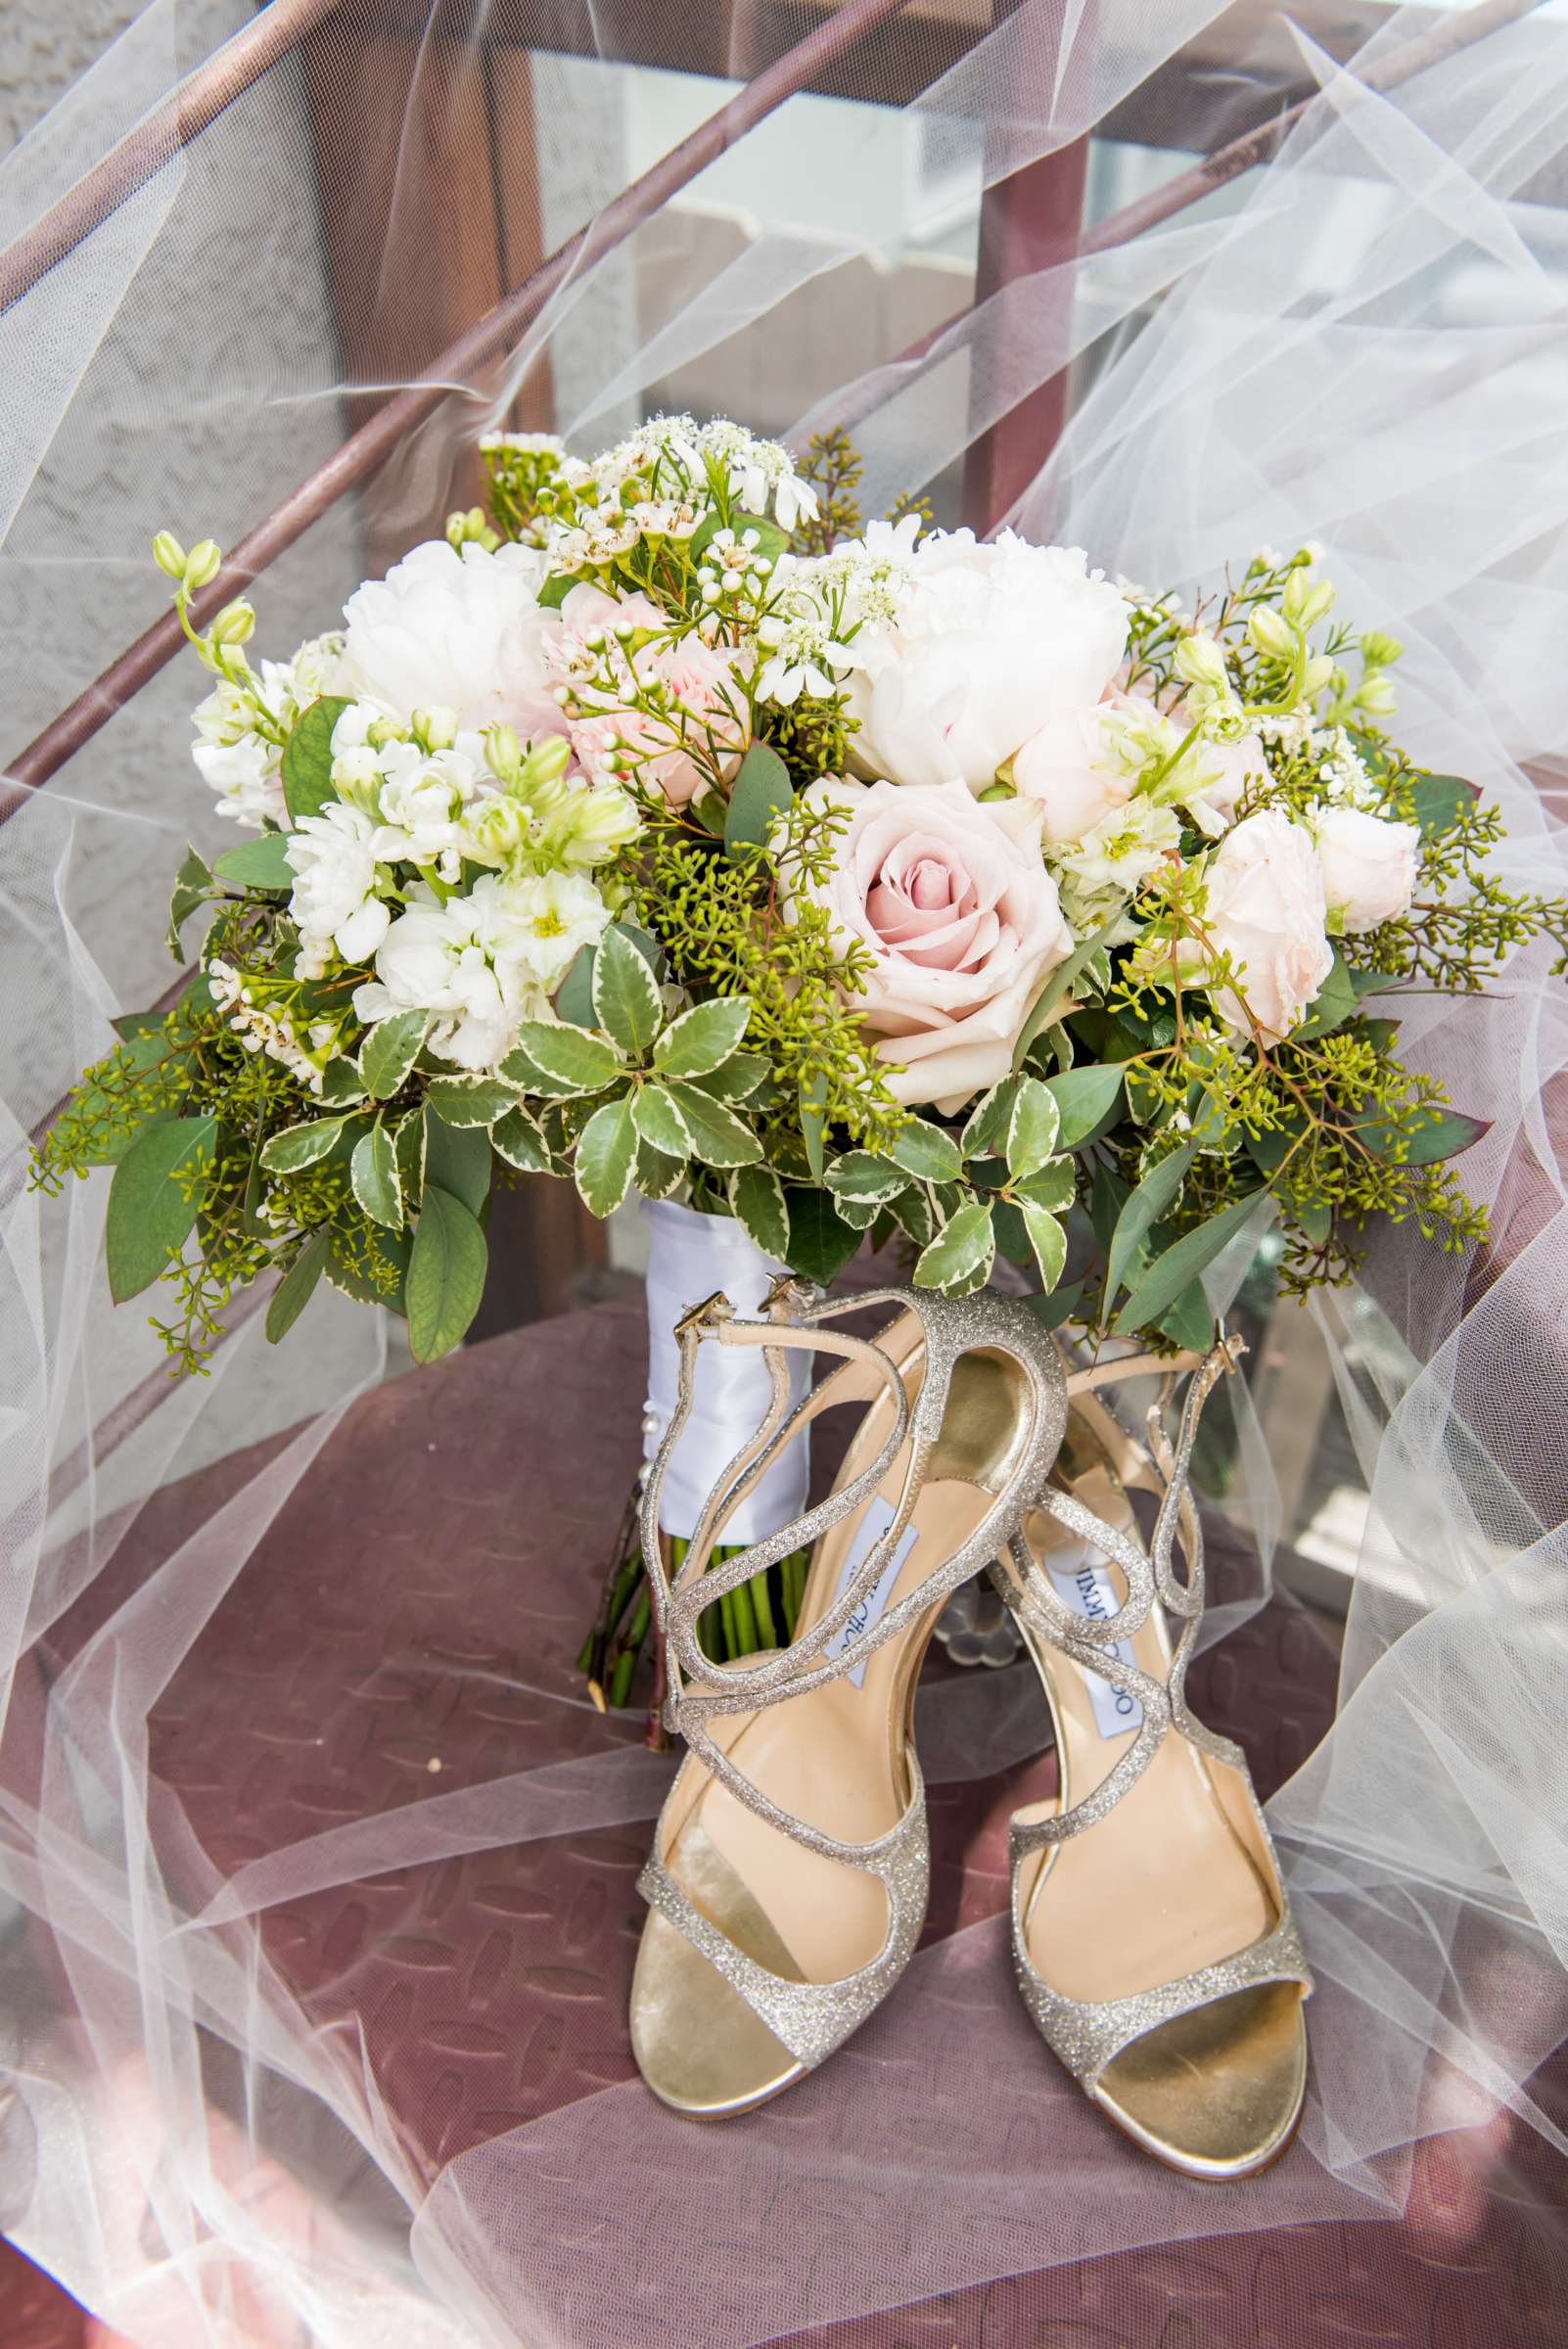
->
[640, 1196, 811, 1543]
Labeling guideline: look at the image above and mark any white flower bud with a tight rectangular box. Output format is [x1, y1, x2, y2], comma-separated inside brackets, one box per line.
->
[1175, 632, 1228, 695]
[185, 539, 222, 591]
[1283, 568, 1335, 628]
[413, 705, 458, 751]
[1302, 653, 1335, 697]
[153, 530, 187, 580]
[1247, 605, 1296, 659]
[209, 600, 254, 646]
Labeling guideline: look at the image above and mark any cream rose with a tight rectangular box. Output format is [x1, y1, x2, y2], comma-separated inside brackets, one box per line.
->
[795, 777, 1075, 1113]
[843, 530, 1129, 794]
[1314, 806, 1419, 934]
[1203, 809, 1334, 1043]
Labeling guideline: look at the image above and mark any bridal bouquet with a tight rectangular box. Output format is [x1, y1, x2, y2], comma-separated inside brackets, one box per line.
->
[35, 414, 1566, 1374]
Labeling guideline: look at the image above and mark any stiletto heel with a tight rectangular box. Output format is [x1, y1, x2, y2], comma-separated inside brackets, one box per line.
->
[630, 1284, 1068, 2117]
[996, 1335, 1313, 2179]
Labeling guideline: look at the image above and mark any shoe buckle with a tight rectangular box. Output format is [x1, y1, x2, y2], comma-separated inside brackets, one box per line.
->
[762, 1271, 813, 1320]
[674, 1290, 734, 1341]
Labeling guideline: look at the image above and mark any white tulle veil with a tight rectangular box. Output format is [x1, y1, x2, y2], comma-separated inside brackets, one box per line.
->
[2, 1, 1566, 2339]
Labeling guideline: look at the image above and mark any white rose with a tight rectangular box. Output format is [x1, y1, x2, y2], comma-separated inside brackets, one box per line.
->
[340, 540, 559, 737]
[1203, 809, 1334, 1044]
[844, 530, 1129, 793]
[792, 776, 1074, 1114]
[1314, 806, 1419, 934]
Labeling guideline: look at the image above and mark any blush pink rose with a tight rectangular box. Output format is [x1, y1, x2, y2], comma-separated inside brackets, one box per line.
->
[795, 776, 1075, 1113]
[548, 583, 750, 806]
[1203, 808, 1334, 1042]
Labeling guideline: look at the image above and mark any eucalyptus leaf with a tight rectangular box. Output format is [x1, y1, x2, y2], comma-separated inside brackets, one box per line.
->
[406, 1184, 488, 1362]
[264, 1228, 329, 1344]
[212, 833, 295, 894]
[1013, 917, 1120, 1068]
[281, 695, 353, 824]
[423, 1112, 490, 1216]
[1105, 1139, 1198, 1308]
[653, 996, 752, 1081]
[724, 743, 794, 859]
[553, 944, 596, 1029]
[913, 1200, 995, 1297]
[1292, 951, 1359, 1042]
[728, 1164, 789, 1259]
[1023, 1276, 1088, 1333]
[1112, 1188, 1269, 1336]
[1042, 1063, 1125, 1151]
[1407, 771, 1472, 839]
[105, 1115, 218, 1303]
[1356, 1105, 1491, 1165]
[782, 1186, 862, 1286]
[574, 1095, 639, 1216]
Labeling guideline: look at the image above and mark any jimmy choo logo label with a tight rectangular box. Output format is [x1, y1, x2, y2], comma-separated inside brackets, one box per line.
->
[823, 1497, 920, 1690]
[1043, 1549, 1143, 1741]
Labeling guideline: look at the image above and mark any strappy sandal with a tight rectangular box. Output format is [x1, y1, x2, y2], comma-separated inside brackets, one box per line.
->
[631, 1282, 1068, 2117]
[995, 1335, 1314, 2178]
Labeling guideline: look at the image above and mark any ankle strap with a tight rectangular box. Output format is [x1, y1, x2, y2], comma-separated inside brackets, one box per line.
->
[640, 1283, 1070, 1870]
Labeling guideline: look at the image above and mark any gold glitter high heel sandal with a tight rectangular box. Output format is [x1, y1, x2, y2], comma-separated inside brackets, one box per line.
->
[995, 1336, 1313, 2179]
[630, 1282, 1068, 2118]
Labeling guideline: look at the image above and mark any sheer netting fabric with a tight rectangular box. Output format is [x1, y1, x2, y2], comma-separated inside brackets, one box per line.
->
[1, 2, 1565, 2342]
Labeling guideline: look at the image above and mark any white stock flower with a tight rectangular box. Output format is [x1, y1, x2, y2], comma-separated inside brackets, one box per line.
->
[1314, 806, 1419, 934]
[1202, 809, 1334, 1043]
[340, 539, 559, 737]
[373, 743, 481, 864]
[1054, 797, 1181, 899]
[844, 530, 1129, 793]
[353, 872, 609, 1070]
[191, 634, 346, 829]
[285, 802, 391, 974]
